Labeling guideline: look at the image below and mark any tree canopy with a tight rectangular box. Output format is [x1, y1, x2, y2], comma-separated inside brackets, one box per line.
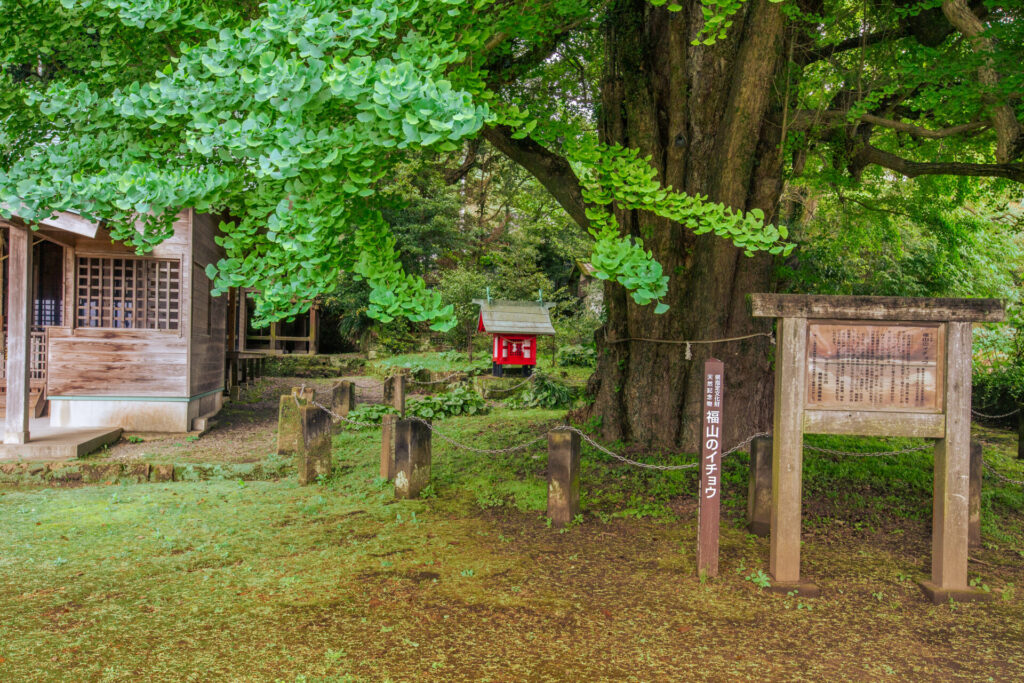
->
[1, 0, 1022, 328]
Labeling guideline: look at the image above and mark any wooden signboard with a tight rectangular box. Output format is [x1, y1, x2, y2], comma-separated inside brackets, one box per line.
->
[697, 358, 723, 577]
[750, 294, 1004, 603]
[805, 322, 943, 413]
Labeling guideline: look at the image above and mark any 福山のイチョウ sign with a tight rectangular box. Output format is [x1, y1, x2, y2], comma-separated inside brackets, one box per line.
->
[697, 358, 723, 578]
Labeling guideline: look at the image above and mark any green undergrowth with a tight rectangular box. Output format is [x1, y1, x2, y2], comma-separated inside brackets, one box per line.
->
[369, 350, 594, 384]
[1, 410, 1023, 680]
[262, 354, 366, 378]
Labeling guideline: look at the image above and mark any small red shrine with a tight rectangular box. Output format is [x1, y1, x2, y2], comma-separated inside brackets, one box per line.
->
[474, 298, 556, 377]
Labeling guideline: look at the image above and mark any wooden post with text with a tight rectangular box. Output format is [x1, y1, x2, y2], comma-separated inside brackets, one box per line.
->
[697, 358, 724, 578]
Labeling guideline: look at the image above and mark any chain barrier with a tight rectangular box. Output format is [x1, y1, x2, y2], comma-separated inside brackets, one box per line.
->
[481, 374, 536, 394]
[984, 463, 1024, 487]
[310, 398, 381, 428]
[553, 427, 771, 471]
[299, 389, 1024, 485]
[971, 407, 1020, 419]
[407, 415, 551, 455]
[405, 372, 463, 386]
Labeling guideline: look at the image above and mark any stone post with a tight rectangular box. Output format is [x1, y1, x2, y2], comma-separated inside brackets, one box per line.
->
[747, 436, 772, 537]
[383, 374, 406, 415]
[380, 413, 397, 481]
[394, 419, 431, 499]
[331, 380, 355, 418]
[297, 405, 332, 485]
[547, 430, 580, 528]
[969, 440, 982, 549]
[277, 387, 314, 456]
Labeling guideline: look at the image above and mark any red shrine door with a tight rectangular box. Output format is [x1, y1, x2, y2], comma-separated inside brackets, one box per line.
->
[491, 335, 536, 366]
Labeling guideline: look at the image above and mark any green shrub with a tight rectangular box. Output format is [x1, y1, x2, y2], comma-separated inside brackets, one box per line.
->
[408, 386, 488, 419]
[556, 344, 596, 367]
[376, 319, 417, 354]
[507, 373, 578, 409]
[972, 311, 1024, 424]
[345, 403, 397, 426]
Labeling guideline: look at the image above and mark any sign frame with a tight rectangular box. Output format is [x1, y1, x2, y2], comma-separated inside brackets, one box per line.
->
[750, 293, 1004, 603]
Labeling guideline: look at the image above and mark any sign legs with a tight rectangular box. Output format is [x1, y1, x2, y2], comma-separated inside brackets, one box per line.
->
[769, 316, 819, 596]
[920, 322, 991, 603]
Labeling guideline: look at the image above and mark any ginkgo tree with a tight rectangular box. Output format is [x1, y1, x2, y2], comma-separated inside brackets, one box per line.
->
[1, 0, 1022, 450]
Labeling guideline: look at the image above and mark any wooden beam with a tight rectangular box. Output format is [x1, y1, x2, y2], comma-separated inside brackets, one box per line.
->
[749, 294, 1004, 322]
[5, 226, 33, 444]
[770, 316, 807, 585]
[804, 410, 945, 439]
[1, 204, 100, 238]
[931, 321, 972, 590]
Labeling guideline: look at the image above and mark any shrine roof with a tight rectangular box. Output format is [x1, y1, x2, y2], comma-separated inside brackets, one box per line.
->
[473, 299, 556, 336]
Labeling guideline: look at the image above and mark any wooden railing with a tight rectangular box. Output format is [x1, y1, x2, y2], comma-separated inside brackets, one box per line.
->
[0, 327, 48, 382]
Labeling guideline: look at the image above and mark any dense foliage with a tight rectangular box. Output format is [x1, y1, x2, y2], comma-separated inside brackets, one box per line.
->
[0, 0, 813, 328]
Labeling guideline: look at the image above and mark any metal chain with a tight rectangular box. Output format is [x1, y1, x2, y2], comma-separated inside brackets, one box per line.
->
[309, 398, 380, 428]
[406, 372, 463, 386]
[971, 407, 1020, 419]
[300, 390, 981, 472]
[406, 415, 550, 454]
[984, 463, 1024, 486]
[482, 375, 536, 394]
[803, 442, 933, 457]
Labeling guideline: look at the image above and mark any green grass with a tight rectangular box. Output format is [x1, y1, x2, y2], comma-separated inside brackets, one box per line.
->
[1, 410, 1022, 681]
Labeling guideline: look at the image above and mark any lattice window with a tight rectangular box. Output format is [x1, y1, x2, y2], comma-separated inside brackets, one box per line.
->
[76, 257, 181, 330]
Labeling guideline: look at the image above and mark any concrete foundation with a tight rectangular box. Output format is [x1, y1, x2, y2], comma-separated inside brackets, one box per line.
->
[50, 391, 223, 433]
[0, 418, 121, 461]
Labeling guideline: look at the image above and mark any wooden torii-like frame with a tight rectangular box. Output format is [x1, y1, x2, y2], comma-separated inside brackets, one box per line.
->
[1, 208, 99, 444]
[751, 294, 1004, 603]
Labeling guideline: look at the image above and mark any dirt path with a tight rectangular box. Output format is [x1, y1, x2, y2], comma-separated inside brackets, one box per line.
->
[98, 376, 384, 465]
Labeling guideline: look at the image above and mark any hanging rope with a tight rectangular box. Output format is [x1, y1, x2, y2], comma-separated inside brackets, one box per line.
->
[605, 331, 775, 360]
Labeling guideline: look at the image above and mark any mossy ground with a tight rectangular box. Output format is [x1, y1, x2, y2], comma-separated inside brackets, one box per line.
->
[2, 382, 1022, 680]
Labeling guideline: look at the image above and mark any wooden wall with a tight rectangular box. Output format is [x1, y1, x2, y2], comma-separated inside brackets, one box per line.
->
[48, 328, 188, 397]
[42, 212, 191, 398]
[188, 211, 227, 397]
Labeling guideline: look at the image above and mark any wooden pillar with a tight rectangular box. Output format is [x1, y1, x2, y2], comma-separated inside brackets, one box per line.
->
[1017, 404, 1024, 460]
[921, 322, 990, 602]
[380, 413, 397, 480]
[969, 440, 982, 549]
[226, 288, 237, 351]
[747, 436, 772, 537]
[394, 418, 431, 499]
[4, 226, 32, 445]
[770, 316, 816, 594]
[237, 291, 248, 352]
[269, 321, 278, 353]
[308, 305, 318, 355]
[547, 430, 580, 527]
[228, 356, 240, 400]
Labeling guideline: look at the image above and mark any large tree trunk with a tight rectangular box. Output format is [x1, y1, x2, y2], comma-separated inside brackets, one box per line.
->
[587, 0, 789, 452]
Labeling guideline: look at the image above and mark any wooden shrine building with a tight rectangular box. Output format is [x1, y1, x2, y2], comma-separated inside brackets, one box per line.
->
[474, 298, 555, 377]
[1, 208, 227, 457]
[227, 288, 319, 355]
